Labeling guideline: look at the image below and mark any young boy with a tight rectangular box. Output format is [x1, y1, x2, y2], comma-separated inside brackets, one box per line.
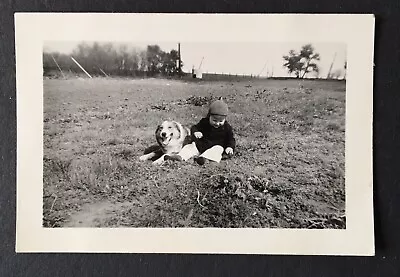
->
[165, 99, 236, 165]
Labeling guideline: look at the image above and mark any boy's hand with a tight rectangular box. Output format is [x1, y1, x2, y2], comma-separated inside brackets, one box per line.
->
[194, 132, 203, 139]
[225, 147, 233, 155]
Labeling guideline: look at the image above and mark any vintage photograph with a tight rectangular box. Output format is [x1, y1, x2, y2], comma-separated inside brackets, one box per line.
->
[42, 40, 346, 229]
[15, 13, 374, 254]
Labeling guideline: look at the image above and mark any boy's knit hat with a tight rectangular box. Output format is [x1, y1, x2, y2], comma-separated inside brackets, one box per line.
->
[209, 99, 228, 116]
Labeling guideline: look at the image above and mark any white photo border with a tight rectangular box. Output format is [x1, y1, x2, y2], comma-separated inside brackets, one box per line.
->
[15, 13, 374, 255]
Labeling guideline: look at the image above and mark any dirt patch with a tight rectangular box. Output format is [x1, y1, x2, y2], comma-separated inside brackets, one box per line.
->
[64, 201, 133, 227]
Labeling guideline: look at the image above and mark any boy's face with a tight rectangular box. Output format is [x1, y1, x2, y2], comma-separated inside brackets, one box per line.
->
[209, 114, 226, 128]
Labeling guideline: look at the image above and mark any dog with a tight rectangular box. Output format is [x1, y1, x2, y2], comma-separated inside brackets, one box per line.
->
[139, 120, 191, 165]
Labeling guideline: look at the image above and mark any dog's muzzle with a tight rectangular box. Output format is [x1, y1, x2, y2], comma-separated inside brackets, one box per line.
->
[158, 132, 172, 146]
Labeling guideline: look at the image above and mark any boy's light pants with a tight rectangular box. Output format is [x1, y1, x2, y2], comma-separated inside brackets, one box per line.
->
[178, 142, 224, 163]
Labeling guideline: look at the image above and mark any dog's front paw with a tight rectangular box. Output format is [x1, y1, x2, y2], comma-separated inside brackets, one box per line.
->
[152, 159, 164, 166]
[139, 155, 148, 161]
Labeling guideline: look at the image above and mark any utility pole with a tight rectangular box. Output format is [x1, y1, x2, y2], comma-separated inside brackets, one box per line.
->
[71, 56, 92, 79]
[198, 57, 204, 70]
[50, 54, 66, 79]
[178, 42, 182, 77]
[327, 52, 337, 79]
[258, 61, 267, 77]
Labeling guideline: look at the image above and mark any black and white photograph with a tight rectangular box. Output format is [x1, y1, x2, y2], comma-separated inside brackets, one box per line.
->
[15, 13, 374, 255]
[42, 40, 347, 229]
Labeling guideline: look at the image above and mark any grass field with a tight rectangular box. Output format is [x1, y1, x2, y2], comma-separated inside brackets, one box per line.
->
[43, 77, 346, 228]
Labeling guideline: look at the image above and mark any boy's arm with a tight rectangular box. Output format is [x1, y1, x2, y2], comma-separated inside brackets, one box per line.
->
[225, 124, 236, 151]
[190, 118, 207, 134]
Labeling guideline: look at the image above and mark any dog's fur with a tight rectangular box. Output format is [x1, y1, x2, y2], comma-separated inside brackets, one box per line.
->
[139, 120, 191, 165]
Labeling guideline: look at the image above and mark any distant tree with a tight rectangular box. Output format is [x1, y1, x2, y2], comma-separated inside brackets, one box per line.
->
[146, 45, 163, 76]
[138, 50, 148, 72]
[282, 50, 303, 78]
[283, 44, 320, 79]
[72, 42, 98, 74]
[116, 44, 138, 76]
[160, 49, 181, 76]
[145, 45, 181, 76]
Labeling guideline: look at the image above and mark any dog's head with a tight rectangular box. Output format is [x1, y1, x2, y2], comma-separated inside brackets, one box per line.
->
[155, 121, 182, 147]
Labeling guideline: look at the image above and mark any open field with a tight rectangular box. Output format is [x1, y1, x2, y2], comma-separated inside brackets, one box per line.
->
[43, 77, 346, 228]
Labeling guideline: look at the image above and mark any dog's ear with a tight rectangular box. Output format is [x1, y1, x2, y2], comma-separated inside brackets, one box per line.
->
[185, 127, 191, 136]
[155, 125, 161, 134]
[172, 121, 181, 139]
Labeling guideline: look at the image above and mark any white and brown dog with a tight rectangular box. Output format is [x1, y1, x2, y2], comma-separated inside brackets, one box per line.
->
[139, 120, 191, 165]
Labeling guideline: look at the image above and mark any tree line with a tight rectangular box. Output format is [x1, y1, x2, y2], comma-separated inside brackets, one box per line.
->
[43, 42, 183, 78]
[44, 42, 345, 80]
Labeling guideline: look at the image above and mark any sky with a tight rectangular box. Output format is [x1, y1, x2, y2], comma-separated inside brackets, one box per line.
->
[44, 41, 346, 78]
